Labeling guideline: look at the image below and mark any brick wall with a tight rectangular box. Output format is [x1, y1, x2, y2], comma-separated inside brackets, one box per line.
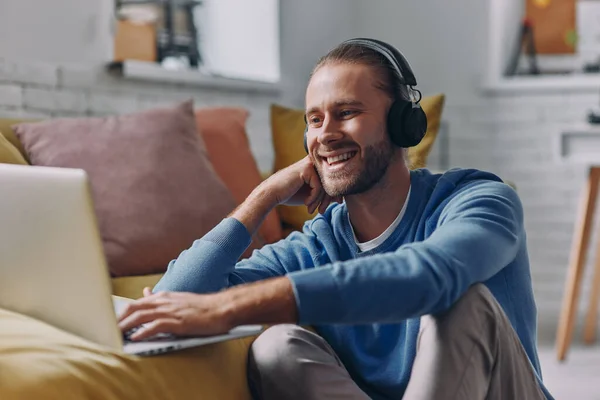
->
[443, 89, 600, 341]
[0, 58, 282, 173]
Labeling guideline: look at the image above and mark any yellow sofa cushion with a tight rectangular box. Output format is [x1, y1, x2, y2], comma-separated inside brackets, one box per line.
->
[270, 93, 446, 231]
[406, 94, 446, 170]
[0, 133, 28, 165]
[111, 274, 164, 300]
[0, 118, 35, 160]
[0, 306, 257, 400]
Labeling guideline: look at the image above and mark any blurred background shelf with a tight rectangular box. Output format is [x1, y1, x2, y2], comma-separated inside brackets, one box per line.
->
[483, 73, 600, 94]
[107, 60, 281, 93]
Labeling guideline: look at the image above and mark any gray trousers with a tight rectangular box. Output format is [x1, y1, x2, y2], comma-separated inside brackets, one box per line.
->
[247, 284, 547, 400]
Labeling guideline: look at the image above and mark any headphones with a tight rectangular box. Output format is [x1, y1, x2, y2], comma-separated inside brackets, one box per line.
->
[303, 38, 428, 153]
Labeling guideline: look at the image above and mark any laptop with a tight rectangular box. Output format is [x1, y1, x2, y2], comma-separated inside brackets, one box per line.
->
[0, 163, 263, 356]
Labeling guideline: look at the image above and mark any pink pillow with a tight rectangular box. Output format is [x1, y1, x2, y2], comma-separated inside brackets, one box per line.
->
[13, 100, 237, 277]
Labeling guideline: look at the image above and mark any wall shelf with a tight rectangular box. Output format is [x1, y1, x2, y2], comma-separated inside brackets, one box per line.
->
[482, 73, 600, 95]
[555, 123, 600, 166]
[106, 60, 281, 94]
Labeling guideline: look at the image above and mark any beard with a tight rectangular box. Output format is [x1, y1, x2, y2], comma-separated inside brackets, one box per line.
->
[315, 137, 395, 198]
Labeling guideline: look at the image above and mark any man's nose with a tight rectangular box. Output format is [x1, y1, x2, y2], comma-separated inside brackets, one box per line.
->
[317, 117, 344, 147]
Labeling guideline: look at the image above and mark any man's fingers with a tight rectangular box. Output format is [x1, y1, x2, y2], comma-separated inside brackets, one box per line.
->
[130, 319, 180, 341]
[118, 291, 176, 321]
[308, 190, 326, 214]
[143, 287, 153, 297]
[304, 185, 321, 210]
[118, 298, 158, 322]
[118, 307, 173, 333]
[305, 188, 320, 210]
[318, 195, 333, 214]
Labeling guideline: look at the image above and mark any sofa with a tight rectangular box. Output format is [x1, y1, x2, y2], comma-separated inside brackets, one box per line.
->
[0, 94, 446, 399]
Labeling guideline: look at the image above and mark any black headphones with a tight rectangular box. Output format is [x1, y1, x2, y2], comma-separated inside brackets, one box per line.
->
[304, 38, 428, 153]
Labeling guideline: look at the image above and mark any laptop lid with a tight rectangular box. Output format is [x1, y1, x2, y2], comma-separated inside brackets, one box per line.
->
[0, 164, 122, 350]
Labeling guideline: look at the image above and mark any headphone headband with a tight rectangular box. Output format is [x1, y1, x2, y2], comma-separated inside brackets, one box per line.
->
[342, 38, 418, 87]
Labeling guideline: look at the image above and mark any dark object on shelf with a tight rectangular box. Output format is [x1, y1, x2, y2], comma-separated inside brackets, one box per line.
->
[116, 0, 202, 67]
[505, 18, 541, 77]
[588, 110, 600, 125]
[583, 58, 600, 73]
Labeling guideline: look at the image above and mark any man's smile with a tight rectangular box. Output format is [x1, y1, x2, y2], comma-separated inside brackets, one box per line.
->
[319, 151, 358, 171]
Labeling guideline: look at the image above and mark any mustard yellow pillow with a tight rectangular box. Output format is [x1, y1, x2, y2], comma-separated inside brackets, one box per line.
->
[0, 133, 28, 165]
[111, 274, 164, 299]
[270, 94, 446, 231]
[0, 306, 257, 400]
[407, 94, 446, 169]
[0, 118, 35, 160]
[270, 104, 318, 229]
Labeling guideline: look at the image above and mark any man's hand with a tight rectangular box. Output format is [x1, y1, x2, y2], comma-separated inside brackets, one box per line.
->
[264, 155, 338, 214]
[118, 277, 298, 341]
[232, 156, 340, 236]
[118, 288, 235, 341]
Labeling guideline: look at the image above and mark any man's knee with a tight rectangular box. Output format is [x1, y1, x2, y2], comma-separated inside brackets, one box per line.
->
[248, 324, 301, 373]
[446, 283, 499, 317]
[249, 324, 338, 374]
[424, 284, 503, 338]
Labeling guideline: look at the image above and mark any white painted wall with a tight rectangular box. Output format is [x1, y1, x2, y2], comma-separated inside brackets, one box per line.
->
[0, 0, 114, 64]
[488, 0, 525, 82]
[354, 0, 490, 105]
[195, 0, 281, 83]
[278, 0, 359, 107]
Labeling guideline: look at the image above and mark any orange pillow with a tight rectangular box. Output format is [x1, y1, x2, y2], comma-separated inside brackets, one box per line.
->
[196, 108, 283, 245]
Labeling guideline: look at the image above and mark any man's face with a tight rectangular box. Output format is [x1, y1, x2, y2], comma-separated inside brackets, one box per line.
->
[305, 62, 396, 198]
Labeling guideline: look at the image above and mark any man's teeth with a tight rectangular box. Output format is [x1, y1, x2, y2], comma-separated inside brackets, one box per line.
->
[327, 152, 354, 165]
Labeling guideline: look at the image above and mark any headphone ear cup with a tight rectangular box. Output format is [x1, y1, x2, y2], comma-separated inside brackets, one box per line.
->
[403, 104, 427, 147]
[303, 126, 309, 154]
[387, 100, 427, 148]
[387, 100, 409, 147]
[303, 115, 309, 153]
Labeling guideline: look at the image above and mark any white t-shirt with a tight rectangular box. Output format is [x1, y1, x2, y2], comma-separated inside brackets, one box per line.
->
[351, 185, 411, 252]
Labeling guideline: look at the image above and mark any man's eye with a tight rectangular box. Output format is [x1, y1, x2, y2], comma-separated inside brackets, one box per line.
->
[340, 110, 355, 117]
[309, 117, 322, 125]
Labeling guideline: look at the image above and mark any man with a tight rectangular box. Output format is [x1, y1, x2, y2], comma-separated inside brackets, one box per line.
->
[118, 38, 553, 400]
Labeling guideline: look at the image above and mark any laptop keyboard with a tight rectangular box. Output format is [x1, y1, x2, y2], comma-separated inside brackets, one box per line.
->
[123, 326, 141, 342]
[123, 326, 176, 342]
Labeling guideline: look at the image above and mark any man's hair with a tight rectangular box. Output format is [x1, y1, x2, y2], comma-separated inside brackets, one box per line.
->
[310, 42, 412, 104]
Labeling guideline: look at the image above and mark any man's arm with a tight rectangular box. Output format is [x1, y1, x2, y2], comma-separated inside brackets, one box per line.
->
[287, 181, 524, 325]
[228, 180, 523, 328]
[153, 156, 335, 294]
[119, 157, 332, 339]
[118, 276, 298, 340]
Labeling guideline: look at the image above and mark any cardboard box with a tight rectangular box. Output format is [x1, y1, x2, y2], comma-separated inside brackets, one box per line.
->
[114, 19, 157, 62]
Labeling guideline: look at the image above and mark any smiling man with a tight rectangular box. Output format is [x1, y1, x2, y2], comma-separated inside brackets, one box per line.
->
[118, 38, 553, 400]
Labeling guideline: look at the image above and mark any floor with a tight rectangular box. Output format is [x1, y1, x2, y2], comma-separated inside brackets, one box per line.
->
[538, 343, 600, 399]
